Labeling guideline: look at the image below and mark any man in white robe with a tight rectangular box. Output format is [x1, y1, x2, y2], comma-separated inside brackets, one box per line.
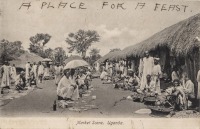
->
[57, 69, 79, 101]
[38, 62, 44, 83]
[25, 62, 30, 83]
[10, 64, 17, 83]
[139, 51, 154, 90]
[54, 64, 62, 85]
[32, 62, 38, 79]
[1, 62, 11, 90]
[152, 58, 162, 93]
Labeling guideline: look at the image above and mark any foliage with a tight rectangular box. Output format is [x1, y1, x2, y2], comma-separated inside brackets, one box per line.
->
[110, 48, 121, 53]
[29, 33, 51, 57]
[89, 48, 100, 56]
[88, 48, 101, 65]
[66, 30, 100, 58]
[54, 47, 67, 64]
[0, 39, 25, 62]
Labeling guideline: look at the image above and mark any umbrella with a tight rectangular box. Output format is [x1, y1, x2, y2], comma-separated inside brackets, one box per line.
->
[64, 55, 83, 64]
[64, 60, 89, 69]
[42, 58, 52, 62]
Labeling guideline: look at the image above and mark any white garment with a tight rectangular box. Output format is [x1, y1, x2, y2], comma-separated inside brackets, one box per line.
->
[25, 63, 30, 80]
[140, 57, 154, 90]
[32, 65, 38, 78]
[10, 66, 17, 81]
[100, 71, 108, 80]
[197, 70, 200, 99]
[144, 80, 156, 92]
[57, 76, 79, 100]
[78, 74, 86, 85]
[44, 67, 50, 77]
[38, 65, 44, 75]
[105, 62, 109, 70]
[184, 80, 194, 95]
[152, 64, 162, 92]
[115, 63, 119, 71]
[171, 71, 179, 81]
[96, 62, 100, 71]
[0, 65, 11, 87]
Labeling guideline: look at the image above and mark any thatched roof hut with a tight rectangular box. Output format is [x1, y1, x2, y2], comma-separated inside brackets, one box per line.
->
[118, 13, 200, 58]
[10, 52, 43, 68]
[97, 50, 122, 63]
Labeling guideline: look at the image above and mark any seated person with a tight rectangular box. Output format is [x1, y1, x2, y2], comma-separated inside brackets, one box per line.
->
[100, 70, 109, 80]
[182, 75, 195, 107]
[156, 79, 186, 110]
[29, 71, 37, 86]
[113, 70, 124, 88]
[77, 69, 87, 89]
[15, 71, 26, 92]
[113, 70, 123, 82]
[57, 69, 79, 101]
[126, 71, 140, 91]
[137, 74, 156, 96]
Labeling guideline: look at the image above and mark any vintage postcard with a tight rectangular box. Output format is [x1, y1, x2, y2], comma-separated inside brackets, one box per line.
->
[0, 0, 200, 128]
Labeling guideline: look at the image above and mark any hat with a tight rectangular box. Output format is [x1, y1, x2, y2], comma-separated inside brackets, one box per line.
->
[20, 71, 25, 75]
[128, 69, 134, 72]
[154, 58, 160, 61]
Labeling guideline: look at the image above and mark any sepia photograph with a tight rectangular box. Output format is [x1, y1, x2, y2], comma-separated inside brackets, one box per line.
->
[0, 0, 200, 125]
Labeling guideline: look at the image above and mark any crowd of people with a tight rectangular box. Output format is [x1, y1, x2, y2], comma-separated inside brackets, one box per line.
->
[0, 59, 93, 103]
[0, 61, 65, 93]
[99, 51, 196, 110]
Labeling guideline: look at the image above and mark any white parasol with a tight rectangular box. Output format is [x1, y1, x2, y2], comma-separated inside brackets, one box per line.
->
[64, 60, 89, 69]
[42, 58, 52, 62]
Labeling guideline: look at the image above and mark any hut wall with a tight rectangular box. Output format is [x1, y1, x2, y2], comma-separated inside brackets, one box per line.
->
[193, 48, 199, 97]
[185, 49, 199, 98]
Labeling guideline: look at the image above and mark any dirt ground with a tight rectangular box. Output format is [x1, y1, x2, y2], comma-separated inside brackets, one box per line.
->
[0, 78, 151, 118]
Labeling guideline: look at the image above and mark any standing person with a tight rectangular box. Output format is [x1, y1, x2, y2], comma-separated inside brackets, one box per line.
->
[119, 61, 124, 75]
[123, 60, 128, 76]
[54, 64, 62, 85]
[105, 61, 109, 70]
[139, 51, 154, 90]
[25, 62, 31, 85]
[197, 70, 200, 100]
[108, 62, 113, 77]
[1, 61, 11, 93]
[152, 58, 162, 93]
[115, 61, 120, 71]
[43, 62, 50, 79]
[38, 61, 44, 83]
[138, 58, 143, 78]
[10, 64, 17, 83]
[32, 62, 38, 79]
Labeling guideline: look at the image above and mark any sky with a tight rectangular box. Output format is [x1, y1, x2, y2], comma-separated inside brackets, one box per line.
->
[1, 0, 200, 56]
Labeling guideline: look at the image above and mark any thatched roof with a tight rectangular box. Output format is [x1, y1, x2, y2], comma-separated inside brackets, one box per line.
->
[97, 51, 121, 63]
[113, 13, 200, 59]
[10, 52, 43, 68]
